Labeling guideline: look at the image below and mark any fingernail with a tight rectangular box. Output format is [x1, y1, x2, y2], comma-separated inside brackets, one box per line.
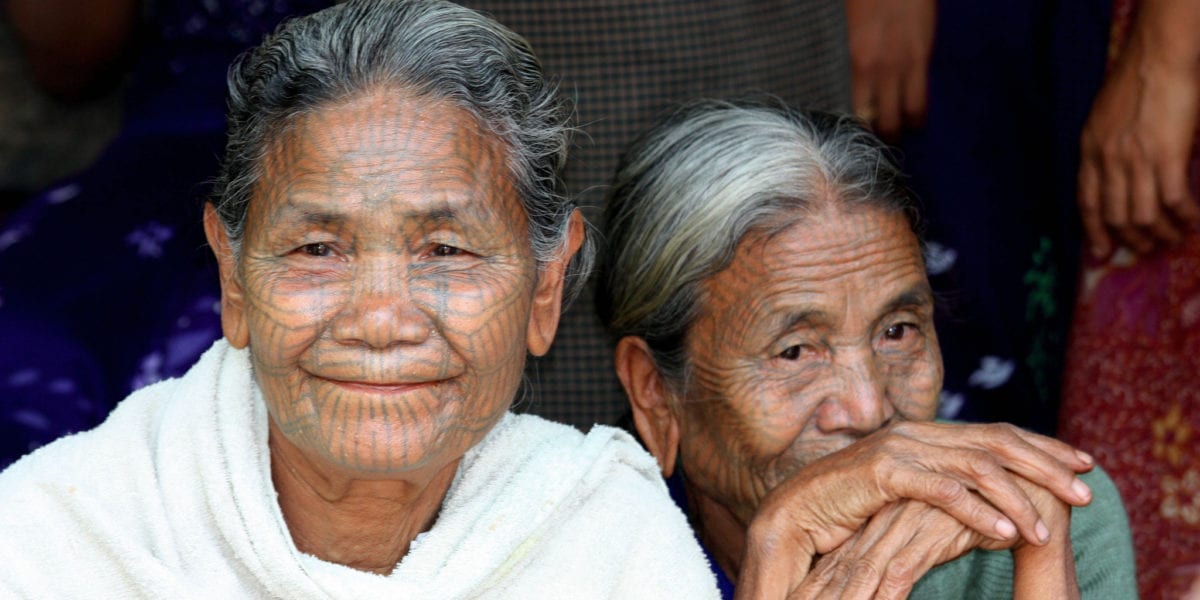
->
[995, 518, 1017, 539]
[1076, 450, 1094, 465]
[1072, 478, 1092, 503]
[1036, 520, 1050, 544]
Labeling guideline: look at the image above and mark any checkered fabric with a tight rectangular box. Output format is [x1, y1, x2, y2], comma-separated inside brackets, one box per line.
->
[460, 0, 852, 429]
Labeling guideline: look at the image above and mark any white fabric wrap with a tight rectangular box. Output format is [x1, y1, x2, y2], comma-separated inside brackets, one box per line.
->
[0, 340, 718, 599]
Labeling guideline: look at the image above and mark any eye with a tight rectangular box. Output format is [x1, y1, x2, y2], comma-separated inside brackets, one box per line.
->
[883, 323, 914, 341]
[300, 242, 331, 257]
[432, 244, 463, 257]
[779, 345, 803, 360]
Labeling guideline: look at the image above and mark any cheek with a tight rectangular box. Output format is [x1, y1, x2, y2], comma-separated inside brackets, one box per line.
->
[881, 342, 943, 420]
[242, 270, 343, 365]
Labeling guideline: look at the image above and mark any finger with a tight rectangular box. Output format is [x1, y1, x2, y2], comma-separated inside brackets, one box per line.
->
[1105, 158, 1153, 255]
[956, 423, 1095, 507]
[896, 422, 1094, 504]
[737, 526, 813, 600]
[878, 467, 1021, 543]
[793, 530, 866, 600]
[874, 76, 903, 140]
[1129, 160, 1183, 247]
[1078, 158, 1112, 258]
[1102, 161, 1156, 253]
[836, 506, 920, 600]
[1157, 157, 1200, 226]
[901, 61, 929, 130]
[852, 72, 876, 126]
[1113, 219, 1156, 255]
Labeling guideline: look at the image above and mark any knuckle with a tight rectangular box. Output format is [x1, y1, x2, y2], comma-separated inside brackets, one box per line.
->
[848, 559, 883, 587]
[927, 476, 968, 505]
[882, 557, 918, 591]
[964, 449, 1002, 478]
[1162, 193, 1186, 208]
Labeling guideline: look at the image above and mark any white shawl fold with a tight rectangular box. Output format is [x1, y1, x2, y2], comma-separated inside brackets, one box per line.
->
[0, 340, 718, 598]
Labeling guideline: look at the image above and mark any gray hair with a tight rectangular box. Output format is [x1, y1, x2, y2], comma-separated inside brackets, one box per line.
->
[209, 0, 592, 302]
[597, 99, 920, 385]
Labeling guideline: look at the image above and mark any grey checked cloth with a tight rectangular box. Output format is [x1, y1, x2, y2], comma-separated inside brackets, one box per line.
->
[460, 0, 852, 429]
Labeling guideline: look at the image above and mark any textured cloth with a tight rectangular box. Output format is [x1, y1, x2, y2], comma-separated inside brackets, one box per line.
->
[459, 0, 851, 428]
[0, 340, 718, 598]
[677, 467, 1136, 599]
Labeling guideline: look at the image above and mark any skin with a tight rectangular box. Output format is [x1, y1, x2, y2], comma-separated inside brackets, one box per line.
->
[204, 88, 582, 574]
[616, 204, 1091, 598]
[845, 0, 937, 139]
[1078, 0, 1200, 258]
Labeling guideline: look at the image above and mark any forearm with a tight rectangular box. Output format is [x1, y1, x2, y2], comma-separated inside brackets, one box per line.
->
[1012, 515, 1079, 599]
[1127, 0, 1200, 69]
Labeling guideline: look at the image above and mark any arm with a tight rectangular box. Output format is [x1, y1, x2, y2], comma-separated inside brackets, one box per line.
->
[4, 0, 140, 98]
[844, 0, 937, 139]
[736, 421, 1095, 599]
[1078, 0, 1200, 258]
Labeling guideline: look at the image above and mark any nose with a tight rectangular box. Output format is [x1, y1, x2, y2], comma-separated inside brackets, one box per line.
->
[331, 258, 432, 348]
[814, 348, 895, 435]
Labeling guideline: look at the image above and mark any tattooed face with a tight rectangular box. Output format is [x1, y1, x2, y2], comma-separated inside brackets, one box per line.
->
[217, 89, 549, 475]
[676, 206, 942, 523]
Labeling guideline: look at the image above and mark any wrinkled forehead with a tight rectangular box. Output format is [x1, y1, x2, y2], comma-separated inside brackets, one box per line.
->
[697, 205, 929, 327]
[247, 89, 524, 231]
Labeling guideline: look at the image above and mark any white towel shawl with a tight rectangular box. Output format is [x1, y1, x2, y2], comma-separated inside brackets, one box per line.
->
[0, 340, 718, 599]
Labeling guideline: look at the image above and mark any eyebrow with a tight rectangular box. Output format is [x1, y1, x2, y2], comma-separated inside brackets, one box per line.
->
[770, 281, 935, 338]
[881, 282, 935, 316]
[278, 200, 460, 227]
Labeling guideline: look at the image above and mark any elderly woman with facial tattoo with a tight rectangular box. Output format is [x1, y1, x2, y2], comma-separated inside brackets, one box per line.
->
[598, 100, 1138, 599]
[0, 2, 717, 597]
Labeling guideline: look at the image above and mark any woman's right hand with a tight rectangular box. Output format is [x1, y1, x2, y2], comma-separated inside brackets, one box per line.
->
[736, 421, 1093, 600]
[1077, 0, 1200, 259]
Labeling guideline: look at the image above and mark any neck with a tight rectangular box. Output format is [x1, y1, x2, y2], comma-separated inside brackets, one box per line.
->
[269, 421, 460, 575]
[685, 480, 748, 584]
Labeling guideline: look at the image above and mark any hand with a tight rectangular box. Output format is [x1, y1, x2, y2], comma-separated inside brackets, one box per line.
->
[1077, 2, 1200, 259]
[736, 421, 1093, 600]
[793, 500, 984, 600]
[791, 478, 1077, 600]
[844, 0, 937, 139]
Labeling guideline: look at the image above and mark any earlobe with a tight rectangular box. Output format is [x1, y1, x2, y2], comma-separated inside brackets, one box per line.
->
[203, 203, 250, 349]
[614, 336, 681, 478]
[526, 209, 585, 356]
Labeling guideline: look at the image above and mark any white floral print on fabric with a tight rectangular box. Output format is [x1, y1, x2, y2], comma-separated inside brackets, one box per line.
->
[45, 183, 82, 205]
[937, 390, 965, 420]
[125, 222, 174, 258]
[967, 355, 1015, 390]
[0, 226, 30, 253]
[924, 240, 958, 276]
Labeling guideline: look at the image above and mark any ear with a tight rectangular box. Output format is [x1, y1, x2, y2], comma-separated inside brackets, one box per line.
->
[203, 203, 250, 349]
[526, 209, 585, 357]
[615, 336, 681, 478]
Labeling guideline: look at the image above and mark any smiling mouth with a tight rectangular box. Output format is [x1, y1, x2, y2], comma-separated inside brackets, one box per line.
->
[315, 376, 441, 395]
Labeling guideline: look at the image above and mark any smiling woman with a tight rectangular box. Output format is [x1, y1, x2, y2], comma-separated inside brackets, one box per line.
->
[0, 1, 716, 597]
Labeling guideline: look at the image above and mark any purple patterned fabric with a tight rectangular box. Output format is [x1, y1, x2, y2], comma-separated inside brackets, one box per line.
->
[0, 0, 330, 469]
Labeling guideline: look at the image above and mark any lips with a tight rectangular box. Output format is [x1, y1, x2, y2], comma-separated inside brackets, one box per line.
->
[312, 375, 443, 395]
